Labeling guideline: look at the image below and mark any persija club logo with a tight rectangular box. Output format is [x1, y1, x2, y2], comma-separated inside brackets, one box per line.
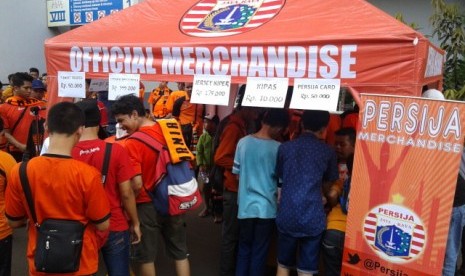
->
[180, 0, 285, 37]
[363, 203, 426, 263]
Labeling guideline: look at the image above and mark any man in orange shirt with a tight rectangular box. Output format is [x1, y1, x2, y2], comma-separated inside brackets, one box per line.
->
[5, 102, 110, 275]
[0, 72, 45, 161]
[147, 81, 172, 119]
[0, 117, 17, 276]
[166, 82, 203, 148]
[112, 95, 190, 276]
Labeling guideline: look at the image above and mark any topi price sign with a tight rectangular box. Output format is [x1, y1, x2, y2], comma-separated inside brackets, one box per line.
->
[58, 71, 86, 98]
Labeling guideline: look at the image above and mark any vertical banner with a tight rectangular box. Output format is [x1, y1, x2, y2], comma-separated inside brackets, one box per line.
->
[342, 94, 465, 276]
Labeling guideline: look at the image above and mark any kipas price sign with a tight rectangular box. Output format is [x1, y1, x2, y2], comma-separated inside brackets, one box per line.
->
[190, 75, 231, 106]
[58, 71, 86, 98]
[242, 77, 289, 108]
[290, 78, 341, 111]
[108, 73, 140, 100]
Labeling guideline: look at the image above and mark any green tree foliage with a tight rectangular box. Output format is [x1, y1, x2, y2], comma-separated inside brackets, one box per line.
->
[430, 0, 465, 100]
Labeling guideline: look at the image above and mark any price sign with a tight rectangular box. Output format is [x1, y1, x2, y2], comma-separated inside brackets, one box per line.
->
[108, 73, 140, 100]
[89, 79, 109, 92]
[290, 79, 341, 111]
[242, 77, 289, 108]
[190, 75, 231, 106]
[58, 71, 86, 98]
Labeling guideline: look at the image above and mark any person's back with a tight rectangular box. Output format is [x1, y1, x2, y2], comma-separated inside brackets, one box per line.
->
[0, 146, 17, 275]
[72, 99, 141, 275]
[276, 110, 339, 276]
[5, 102, 110, 275]
[233, 108, 289, 276]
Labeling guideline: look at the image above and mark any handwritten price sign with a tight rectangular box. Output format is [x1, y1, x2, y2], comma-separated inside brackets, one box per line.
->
[242, 77, 288, 108]
[58, 71, 86, 98]
[108, 73, 140, 100]
[290, 79, 341, 111]
[190, 75, 231, 106]
[89, 79, 109, 92]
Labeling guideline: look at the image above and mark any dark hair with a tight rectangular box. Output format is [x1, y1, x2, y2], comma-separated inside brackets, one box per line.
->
[111, 94, 146, 117]
[234, 84, 246, 110]
[7, 74, 14, 82]
[262, 108, 290, 129]
[347, 153, 354, 175]
[29, 67, 39, 74]
[335, 127, 356, 146]
[47, 102, 85, 135]
[11, 72, 33, 87]
[85, 79, 91, 86]
[301, 110, 330, 132]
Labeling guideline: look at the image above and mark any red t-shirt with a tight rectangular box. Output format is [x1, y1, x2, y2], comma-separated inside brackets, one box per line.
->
[72, 139, 136, 231]
[5, 155, 110, 275]
[97, 100, 109, 127]
[124, 124, 167, 203]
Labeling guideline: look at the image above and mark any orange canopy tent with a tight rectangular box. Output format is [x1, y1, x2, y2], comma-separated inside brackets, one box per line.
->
[44, 0, 444, 106]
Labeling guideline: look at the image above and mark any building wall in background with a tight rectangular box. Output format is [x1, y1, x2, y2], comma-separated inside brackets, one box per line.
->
[0, 0, 462, 83]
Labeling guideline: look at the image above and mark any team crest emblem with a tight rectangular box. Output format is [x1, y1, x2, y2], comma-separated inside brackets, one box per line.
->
[180, 0, 285, 37]
[363, 203, 426, 263]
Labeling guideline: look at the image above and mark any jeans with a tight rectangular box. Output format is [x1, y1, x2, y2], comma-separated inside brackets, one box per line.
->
[0, 235, 12, 276]
[236, 218, 274, 276]
[220, 190, 239, 276]
[101, 231, 130, 276]
[443, 204, 465, 276]
[322, 230, 345, 276]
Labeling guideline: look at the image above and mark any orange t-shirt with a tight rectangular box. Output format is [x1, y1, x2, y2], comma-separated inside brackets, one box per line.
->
[5, 155, 110, 275]
[326, 113, 342, 146]
[166, 90, 203, 131]
[147, 87, 171, 118]
[124, 124, 167, 203]
[342, 112, 358, 130]
[0, 151, 17, 240]
[0, 96, 46, 152]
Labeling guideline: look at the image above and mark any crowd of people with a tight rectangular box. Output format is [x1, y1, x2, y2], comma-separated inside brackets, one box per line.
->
[0, 71, 462, 276]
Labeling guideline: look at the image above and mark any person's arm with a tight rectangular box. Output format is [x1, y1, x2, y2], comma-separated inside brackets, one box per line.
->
[131, 175, 143, 196]
[7, 218, 27, 228]
[214, 124, 242, 170]
[196, 135, 207, 169]
[4, 130, 26, 152]
[119, 179, 141, 244]
[94, 219, 110, 231]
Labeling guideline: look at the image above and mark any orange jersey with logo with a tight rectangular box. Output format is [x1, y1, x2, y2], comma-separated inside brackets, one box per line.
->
[5, 155, 110, 275]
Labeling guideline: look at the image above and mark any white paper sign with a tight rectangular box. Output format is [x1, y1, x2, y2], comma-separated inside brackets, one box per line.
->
[108, 73, 140, 100]
[89, 79, 109, 92]
[58, 71, 86, 98]
[190, 75, 231, 106]
[290, 79, 341, 111]
[242, 77, 289, 108]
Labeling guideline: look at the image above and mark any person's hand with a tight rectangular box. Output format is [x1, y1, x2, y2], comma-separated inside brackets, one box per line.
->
[130, 223, 142, 244]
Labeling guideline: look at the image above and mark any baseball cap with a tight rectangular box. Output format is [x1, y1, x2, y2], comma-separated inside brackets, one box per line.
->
[204, 114, 220, 125]
[75, 99, 101, 127]
[32, 80, 46, 90]
[422, 88, 445, 100]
